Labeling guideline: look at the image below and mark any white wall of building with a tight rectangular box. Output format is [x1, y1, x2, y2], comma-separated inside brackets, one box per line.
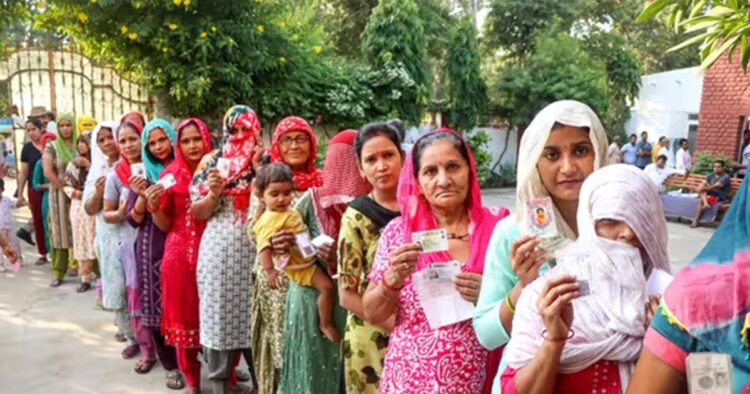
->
[625, 67, 703, 149]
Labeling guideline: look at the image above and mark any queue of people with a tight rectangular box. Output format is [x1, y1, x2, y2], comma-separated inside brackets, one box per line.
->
[0, 99, 748, 394]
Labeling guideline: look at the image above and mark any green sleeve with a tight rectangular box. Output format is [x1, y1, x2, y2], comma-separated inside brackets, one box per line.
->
[472, 217, 521, 350]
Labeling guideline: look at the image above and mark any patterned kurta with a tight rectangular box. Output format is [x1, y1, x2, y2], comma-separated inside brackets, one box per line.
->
[368, 217, 489, 394]
[338, 200, 396, 394]
[44, 143, 73, 249]
[126, 190, 167, 329]
[248, 191, 302, 394]
[63, 161, 96, 261]
[192, 192, 254, 351]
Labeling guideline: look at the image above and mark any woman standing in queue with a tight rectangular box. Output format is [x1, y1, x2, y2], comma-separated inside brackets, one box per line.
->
[43, 112, 76, 287]
[190, 105, 261, 394]
[362, 128, 509, 393]
[276, 129, 371, 394]
[472, 101, 609, 393]
[248, 115, 323, 394]
[147, 118, 213, 393]
[17, 118, 49, 265]
[126, 119, 181, 385]
[337, 123, 403, 393]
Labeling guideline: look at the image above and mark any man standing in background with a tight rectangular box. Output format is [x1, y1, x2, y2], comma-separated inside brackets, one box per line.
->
[607, 135, 623, 164]
[635, 130, 653, 169]
[675, 138, 693, 172]
[622, 133, 638, 165]
[657, 137, 674, 168]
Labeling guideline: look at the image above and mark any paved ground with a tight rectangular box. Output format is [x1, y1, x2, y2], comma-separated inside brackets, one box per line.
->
[0, 181, 715, 393]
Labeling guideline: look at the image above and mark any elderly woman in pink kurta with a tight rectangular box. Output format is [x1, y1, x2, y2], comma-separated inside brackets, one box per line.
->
[362, 128, 510, 393]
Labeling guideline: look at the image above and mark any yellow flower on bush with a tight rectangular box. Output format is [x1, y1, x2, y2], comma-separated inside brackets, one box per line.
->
[173, 0, 181, 5]
[77, 12, 88, 23]
[168, 23, 178, 30]
[120, 25, 128, 34]
[128, 32, 138, 41]
[162, 48, 169, 53]
[279, 57, 286, 64]
[276, 22, 285, 29]
[183, 0, 191, 6]
[90, 0, 96, 3]
[211, 25, 218, 33]
[313, 45, 322, 54]
[256, 25, 264, 33]
[200, 31, 207, 39]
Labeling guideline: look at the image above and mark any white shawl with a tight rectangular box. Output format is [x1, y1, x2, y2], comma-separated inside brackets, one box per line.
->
[506, 164, 672, 386]
[516, 100, 609, 251]
[82, 121, 119, 204]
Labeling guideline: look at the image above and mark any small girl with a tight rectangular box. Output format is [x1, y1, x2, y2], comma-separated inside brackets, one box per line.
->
[252, 163, 341, 343]
[0, 179, 23, 271]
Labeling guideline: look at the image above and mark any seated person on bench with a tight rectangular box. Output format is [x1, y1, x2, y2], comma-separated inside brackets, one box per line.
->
[691, 160, 731, 228]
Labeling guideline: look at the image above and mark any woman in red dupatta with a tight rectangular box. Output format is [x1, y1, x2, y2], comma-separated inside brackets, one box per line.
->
[248, 115, 324, 394]
[146, 118, 212, 392]
[362, 128, 510, 393]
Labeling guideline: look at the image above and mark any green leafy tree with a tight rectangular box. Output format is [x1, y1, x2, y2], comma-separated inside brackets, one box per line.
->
[445, 16, 487, 132]
[361, 0, 428, 124]
[38, 0, 333, 121]
[490, 32, 608, 127]
[637, 0, 750, 71]
[483, 0, 584, 61]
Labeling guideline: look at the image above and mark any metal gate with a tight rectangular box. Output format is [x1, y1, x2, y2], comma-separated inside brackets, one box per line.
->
[0, 48, 152, 123]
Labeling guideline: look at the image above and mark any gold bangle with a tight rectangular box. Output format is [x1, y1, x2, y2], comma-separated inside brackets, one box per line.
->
[505, 293, 516, 315]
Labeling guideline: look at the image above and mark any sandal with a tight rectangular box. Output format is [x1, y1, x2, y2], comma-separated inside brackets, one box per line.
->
[134, 358, 158, 374]
[235, 369, 251, 382]
[76, 282, 92, 293]
[166, 371, 186, 390]
[114, 332, 127, 343]
[121, 344, 140, 359]
[35, 256, 48, 266]
[228, 383, 256, 394]
[49, 278, 63, 288]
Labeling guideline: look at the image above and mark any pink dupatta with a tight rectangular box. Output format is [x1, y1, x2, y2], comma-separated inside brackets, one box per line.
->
[397, 128, 509, 393]
[397, 128, 509, 274]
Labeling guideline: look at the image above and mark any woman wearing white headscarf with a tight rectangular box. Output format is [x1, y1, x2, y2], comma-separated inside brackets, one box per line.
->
[500, 164, 671, 393]
[473, 100, 609, 393]
[83, 121, 139, 358]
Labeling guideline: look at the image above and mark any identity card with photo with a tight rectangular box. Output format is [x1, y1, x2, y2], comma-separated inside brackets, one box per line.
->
[526, 197, 558, 239]
[414, 261, 473, 329]
[217, 158, 230, 178]
[130, 163, 146, 178]
[156, 173, 177, 190]
[295, 232, 317, 259]
[412, 229, 449, 253]
[686, 353, 732, 394]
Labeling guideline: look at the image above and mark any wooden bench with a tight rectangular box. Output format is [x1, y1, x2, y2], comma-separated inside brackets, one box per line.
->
[661, 174, 742, 223]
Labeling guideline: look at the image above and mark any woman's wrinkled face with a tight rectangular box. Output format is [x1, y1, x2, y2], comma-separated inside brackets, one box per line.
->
[147, 128, 173, 163]
[77, 140, 90, 156]
[359, 135, 403, 192]
[595, 218, 642, 249]
[118, 126, 142, 163]
[26, 122, 42, 142]
[58, 120, 74, 140]
[417, 139, 470, 212]
[97, 128, 117, 158]
[279, 131, 311, 169]
[537, 126, 595, 204]
[179, 124, 206, 166]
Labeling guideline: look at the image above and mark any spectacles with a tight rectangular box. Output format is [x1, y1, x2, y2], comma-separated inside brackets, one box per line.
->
[280, 135, 310, 147]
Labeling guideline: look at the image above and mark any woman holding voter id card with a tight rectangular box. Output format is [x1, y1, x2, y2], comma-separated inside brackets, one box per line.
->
[103, 120, 155, 365]
[248, 115, 322, 394]
[124, 119, 180, 379]
[277, 129, 370, 394]
[362, 128, 510, 393]
[473, 100, 609, 392]
[628, 166, 750, 393]
[501, 164, 672, 393]
[147, 117, 213, 393]
[189, 105, 261, 394]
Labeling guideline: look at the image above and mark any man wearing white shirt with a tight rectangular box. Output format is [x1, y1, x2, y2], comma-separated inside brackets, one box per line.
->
[644, 155, 686, 191]
[675, 138, 692, 172]
[657, 137, 674, 168]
